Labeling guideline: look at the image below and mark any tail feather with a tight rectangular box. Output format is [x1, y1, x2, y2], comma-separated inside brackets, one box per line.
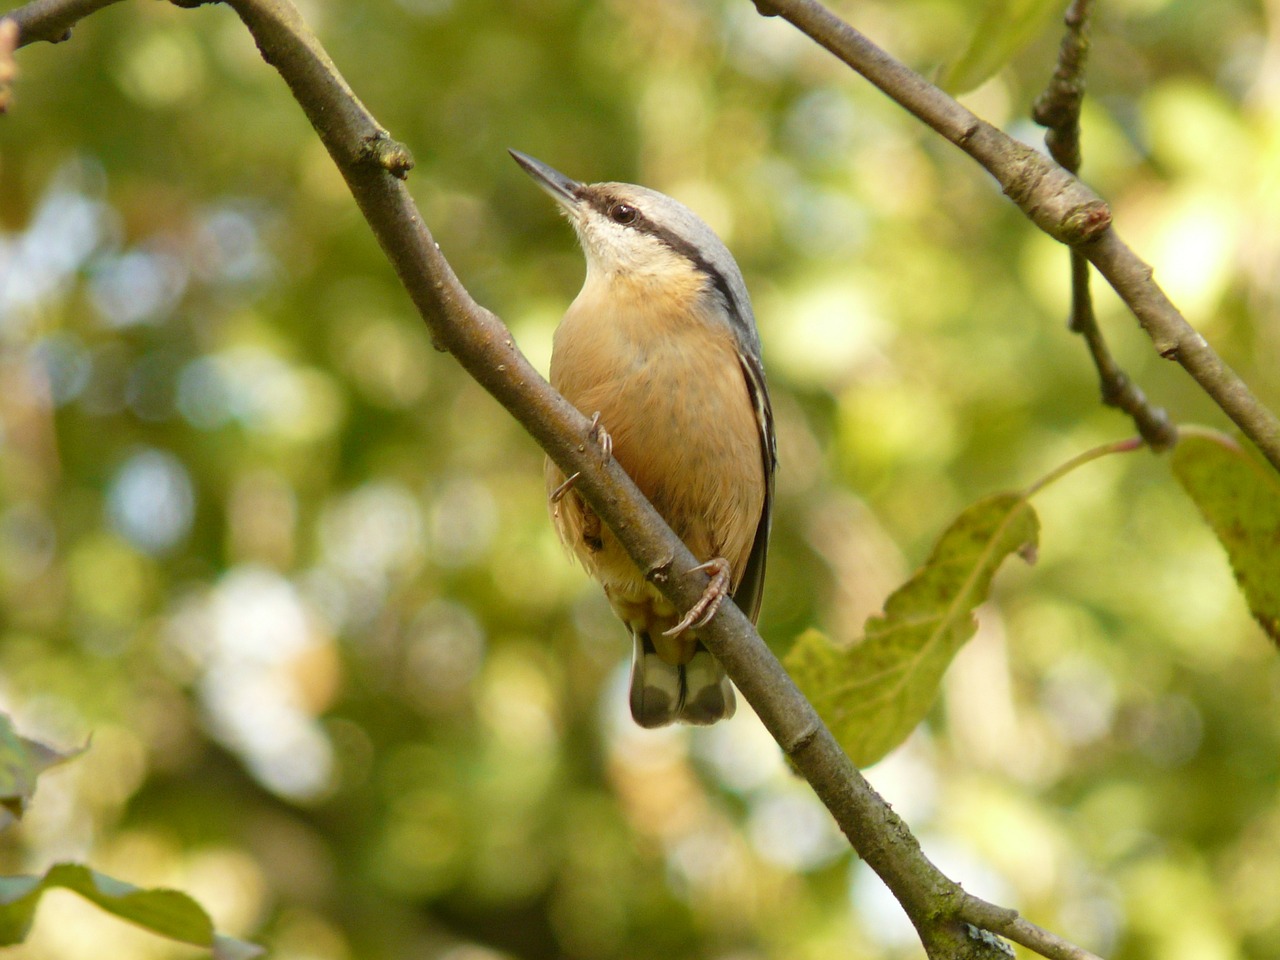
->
[629, 631, 736, 727]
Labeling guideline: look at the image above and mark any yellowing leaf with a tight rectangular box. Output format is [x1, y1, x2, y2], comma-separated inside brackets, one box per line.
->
[0, 715, 83, 829]
[1171, 432, 1280, 644]
[0, 863, 262, 960]
[785, 493, 1039, 767]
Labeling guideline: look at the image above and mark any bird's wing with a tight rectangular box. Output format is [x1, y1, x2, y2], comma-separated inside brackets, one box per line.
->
[733, 350, 776, 624]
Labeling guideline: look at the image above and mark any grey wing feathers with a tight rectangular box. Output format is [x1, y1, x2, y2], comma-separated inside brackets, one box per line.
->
[733, 350, 776, 624]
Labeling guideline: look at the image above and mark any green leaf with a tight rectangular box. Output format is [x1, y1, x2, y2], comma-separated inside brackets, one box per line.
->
[940, 0, 1064, 94]
[785, 493, 1039, 767]
[0, 863, 263, 959]
[1171, 432, 1280, 644]
[0, 715, 83, 829]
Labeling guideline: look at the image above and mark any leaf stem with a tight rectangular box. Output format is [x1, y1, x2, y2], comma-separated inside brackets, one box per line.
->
[1024, 436, 1145, 499]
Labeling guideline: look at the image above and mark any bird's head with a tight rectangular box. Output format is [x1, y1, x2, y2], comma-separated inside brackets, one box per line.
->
[510, 149, 758, 346]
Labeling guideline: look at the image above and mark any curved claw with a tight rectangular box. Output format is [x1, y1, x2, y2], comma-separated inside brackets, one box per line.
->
[588, 411, 613, 464]
[663, 557, 732, 637]
[549, 471, 581, 504]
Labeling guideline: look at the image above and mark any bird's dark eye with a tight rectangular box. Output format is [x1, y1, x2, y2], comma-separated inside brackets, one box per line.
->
[609, 202, 638, 225]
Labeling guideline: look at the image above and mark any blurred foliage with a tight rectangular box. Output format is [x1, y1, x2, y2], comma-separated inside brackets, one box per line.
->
[0, 0, 1278, 959]
[1172, 432, 1280, 644]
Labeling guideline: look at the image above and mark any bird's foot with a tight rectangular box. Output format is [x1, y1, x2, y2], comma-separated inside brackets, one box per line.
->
[664, 557, 731, 636]
[588, 410, 613, 464]
[548, 413, 613, 505]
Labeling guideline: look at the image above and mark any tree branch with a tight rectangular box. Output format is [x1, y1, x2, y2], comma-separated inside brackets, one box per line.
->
[194, 5, 1011, 955]
[1032, 0, 1177, 451]
[5, 0, 122, 45]
[962, 895, 1104, 960]
[753, 0, 1280, 475]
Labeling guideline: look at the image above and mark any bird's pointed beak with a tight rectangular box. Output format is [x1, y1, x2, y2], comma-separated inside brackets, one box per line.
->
[509, 149, 582, 210]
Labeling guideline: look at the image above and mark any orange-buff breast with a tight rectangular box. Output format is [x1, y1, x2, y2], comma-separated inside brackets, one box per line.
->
[546, 274, 764, 663]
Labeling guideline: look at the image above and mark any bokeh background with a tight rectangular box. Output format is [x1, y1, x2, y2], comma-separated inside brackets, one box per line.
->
[2, 0, 1279, 957]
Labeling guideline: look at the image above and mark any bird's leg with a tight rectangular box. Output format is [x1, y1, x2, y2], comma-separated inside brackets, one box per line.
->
[548, 412, 613, 505]
[664, 557, 731, 636]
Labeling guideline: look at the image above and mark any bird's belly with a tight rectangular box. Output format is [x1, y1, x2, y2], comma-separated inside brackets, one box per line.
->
[547, 317, 764, 619]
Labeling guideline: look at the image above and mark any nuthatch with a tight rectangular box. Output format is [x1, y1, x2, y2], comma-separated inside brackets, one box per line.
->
[512, 150, 776, 728]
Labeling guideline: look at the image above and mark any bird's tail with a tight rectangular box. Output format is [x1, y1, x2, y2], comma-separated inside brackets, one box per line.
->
[629, 630, 736, 727]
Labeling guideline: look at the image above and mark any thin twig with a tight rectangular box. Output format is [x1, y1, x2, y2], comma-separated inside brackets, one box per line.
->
[961, 895, 1106, 960]
[754, 0, 1280, 474]
[1032, 0, 1177, 450]
[5, 0, 123, 46]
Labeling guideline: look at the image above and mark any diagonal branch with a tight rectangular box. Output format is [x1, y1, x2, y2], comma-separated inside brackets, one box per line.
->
[753, 0, 1280, 475]
[1033, 0, 1176, 450]
[198, 6, 1107, 957]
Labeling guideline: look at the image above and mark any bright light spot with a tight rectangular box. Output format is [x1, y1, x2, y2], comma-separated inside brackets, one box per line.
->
[116, 26, 206, 108]
[320, 482, 424, 580]
[1040, 655, 1117, 746]
[723, 4, 814, 79]
[177, 346, 344, 439]
[1145, 190, 1238, 321]
[848, 858, 916, 945]
[28, 333, 91, 405]
[192, 567, 335, 800]
[88, 248, 188, 327]
[181, 847, 268, 936]
[477, 647, 558, 750]
[862, 730, 939, 825]
[767, 278, 884, 386]
[667, 823, 743, 893]
[851, 835, 1013, 947]
[0, 161, 111, 338]
[193, 205, 271, 284]
[692, 700, 784, 792]
[839, 378, 958, 469]
[106, 448, 195, 554]
[509, 306, 558, 379]
[748, 789, 844, 870]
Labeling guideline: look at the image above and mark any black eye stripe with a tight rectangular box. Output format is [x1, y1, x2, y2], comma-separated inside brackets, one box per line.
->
[582, 188, 749, 330]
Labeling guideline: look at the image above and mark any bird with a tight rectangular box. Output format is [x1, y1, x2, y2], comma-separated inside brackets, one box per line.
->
[511, 149, 776, 728]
